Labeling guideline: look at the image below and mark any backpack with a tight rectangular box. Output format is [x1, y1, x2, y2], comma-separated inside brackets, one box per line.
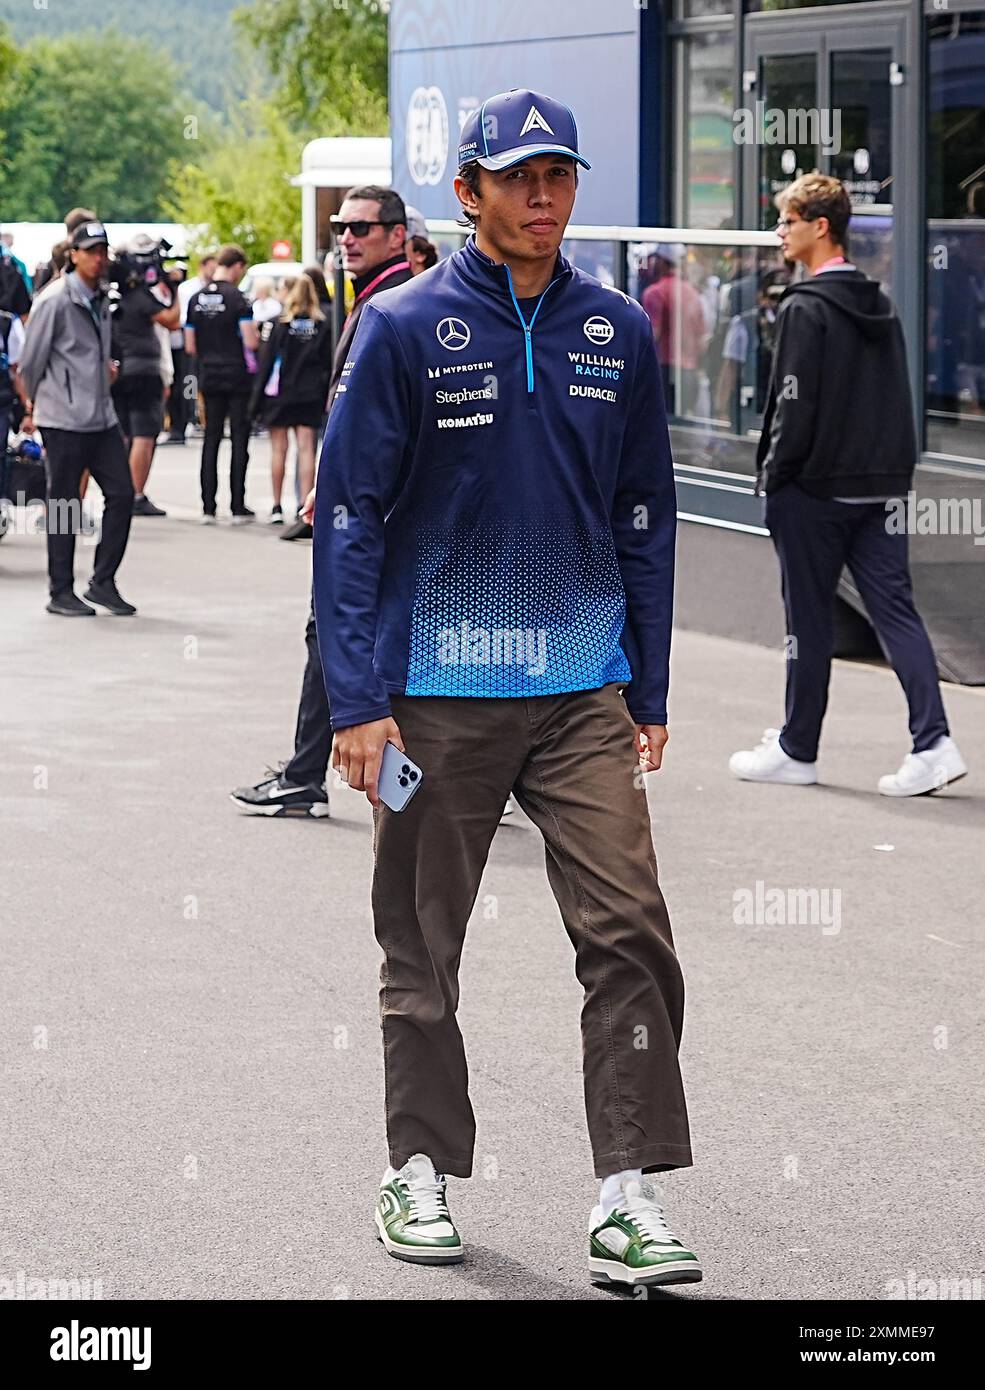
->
[0, 257, 31, 317]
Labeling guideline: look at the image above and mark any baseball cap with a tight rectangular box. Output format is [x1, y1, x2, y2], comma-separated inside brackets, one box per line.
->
[72, 221, 109, 250]
[458, 88, 591, 174]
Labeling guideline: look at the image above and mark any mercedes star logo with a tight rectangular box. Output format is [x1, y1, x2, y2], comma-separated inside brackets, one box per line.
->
[436, 317, 472, 351]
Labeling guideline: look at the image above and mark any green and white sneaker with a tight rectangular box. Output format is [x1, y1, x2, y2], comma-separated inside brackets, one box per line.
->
[589, 1178, 702, 1288]
[375, 1153, 464, 1264]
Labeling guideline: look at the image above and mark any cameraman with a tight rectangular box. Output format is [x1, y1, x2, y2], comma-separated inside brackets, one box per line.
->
[111, 234, 180, 517]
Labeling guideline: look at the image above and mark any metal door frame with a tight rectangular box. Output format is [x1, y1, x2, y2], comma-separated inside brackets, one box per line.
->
[742, 3, 922, 425]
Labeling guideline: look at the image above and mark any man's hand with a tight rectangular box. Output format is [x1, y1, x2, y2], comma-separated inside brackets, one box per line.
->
[332, 717, 404, 807]
[300, 486, 316, 526]
[636, 724, 668, 774]
[108, 360, 120, 386]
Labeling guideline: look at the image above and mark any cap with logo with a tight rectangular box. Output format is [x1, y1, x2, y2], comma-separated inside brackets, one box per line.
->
[458, 88, 591, 174]
[72, 221, 109, 251]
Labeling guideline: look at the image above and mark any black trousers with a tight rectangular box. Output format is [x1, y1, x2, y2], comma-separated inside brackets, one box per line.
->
[765, 482, 949, 762]
[41, 425, 133, 599]
[283, 600, 332, 788]
[201, 389, 250, 514]
[168, 348, 190, 435]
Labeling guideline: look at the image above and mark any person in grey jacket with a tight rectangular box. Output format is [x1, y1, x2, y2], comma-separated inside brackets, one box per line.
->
[19, 220, 136, 616]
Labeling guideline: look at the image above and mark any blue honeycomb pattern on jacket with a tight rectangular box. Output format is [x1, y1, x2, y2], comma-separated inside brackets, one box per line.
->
[404, 517, 631, 697]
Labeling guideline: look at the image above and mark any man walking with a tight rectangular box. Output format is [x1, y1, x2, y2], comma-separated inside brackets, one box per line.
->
[230, 186, 412, 817]
[184, 245, 259, 524]
[313, 89, 700, 1288]
[19, 220, 136, 617]
[731, 173, 967, 796]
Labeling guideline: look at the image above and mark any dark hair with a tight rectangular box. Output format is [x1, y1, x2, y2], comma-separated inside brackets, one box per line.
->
[50, 238, 72, 274]
[456, 162, 482, 228]
[777, 172, 852, 252]
[343, 184, 407, 229]
[64, 207, 97, 234]
[303, 264, 330, 301]
[410, 235, 438, 270]
[217, 243, 247, 269]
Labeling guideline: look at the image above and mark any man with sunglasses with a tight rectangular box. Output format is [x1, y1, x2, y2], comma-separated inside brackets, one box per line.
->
[279, 188, 411, 544]
[313, 89, 700, 1289]
[231, 187, 411, 815]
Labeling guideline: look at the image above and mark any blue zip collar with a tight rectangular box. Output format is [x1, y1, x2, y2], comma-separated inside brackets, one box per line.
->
[455, 235, 571, 394]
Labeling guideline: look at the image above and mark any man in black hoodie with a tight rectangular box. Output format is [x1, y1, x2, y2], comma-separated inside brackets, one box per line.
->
[730, 173, 967, 797]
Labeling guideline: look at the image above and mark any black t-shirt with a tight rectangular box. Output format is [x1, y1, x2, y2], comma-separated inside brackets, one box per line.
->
[112, 286, 163, 379]
[186, 280, 253, 393]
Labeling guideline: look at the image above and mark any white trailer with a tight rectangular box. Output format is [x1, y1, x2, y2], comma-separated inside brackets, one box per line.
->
[291, 137, 392, 267]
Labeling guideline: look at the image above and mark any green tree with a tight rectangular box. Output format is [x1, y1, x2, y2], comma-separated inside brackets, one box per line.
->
[0, 32, 196, 220]
[166, 103, 303, 266]
[0, 0, 245, 114]
[235, 0, 389, 136]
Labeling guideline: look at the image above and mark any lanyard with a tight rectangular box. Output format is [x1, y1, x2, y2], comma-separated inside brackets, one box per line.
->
[344, 261, 410, 327]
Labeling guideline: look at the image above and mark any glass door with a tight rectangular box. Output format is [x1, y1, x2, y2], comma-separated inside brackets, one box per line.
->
[743, 13, 907, 296]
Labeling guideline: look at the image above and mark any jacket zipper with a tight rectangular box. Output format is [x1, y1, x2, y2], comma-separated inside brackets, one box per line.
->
[503, 265, 563, 394]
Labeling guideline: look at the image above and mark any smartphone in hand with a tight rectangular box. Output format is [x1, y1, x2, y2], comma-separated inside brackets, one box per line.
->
[378, 741, 424, 812]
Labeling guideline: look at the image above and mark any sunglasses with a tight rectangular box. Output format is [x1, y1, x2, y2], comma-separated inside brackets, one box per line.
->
[330, 219, 397, 238]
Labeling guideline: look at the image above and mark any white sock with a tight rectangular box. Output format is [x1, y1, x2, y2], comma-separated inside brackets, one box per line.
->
[599, 1168, 642, 1218]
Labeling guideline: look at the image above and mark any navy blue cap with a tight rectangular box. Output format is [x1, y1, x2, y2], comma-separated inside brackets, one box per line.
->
[458, 88, 591, 174]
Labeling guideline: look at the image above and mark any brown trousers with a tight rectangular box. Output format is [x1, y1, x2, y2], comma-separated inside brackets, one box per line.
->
[371, 683, 693, 1179]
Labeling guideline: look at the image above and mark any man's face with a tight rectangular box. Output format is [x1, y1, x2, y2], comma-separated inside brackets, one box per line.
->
[335, 198, 405, 276]
[200, 258, 217, 282]
[776, 206, 825, 265]
[458, 154, 577, 266]
[73, 244, 109, 285]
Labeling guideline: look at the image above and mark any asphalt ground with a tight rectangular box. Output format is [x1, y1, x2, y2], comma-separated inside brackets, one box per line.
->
[2, 438, 983, 1301]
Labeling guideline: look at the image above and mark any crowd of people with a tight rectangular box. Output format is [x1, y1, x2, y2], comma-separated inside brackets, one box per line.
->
[0, 203, 440, 610]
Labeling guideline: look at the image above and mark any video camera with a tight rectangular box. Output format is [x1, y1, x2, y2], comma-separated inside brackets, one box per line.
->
[109, 237, 184, 294]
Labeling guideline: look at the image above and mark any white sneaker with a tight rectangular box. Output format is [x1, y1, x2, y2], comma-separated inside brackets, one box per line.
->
[589, 1178, 702, 1287]
[729, 729, 817, 784]
[375, 1153, 463, 1264]
[201, 513, 217, 526]
[878, 736, 968, 797]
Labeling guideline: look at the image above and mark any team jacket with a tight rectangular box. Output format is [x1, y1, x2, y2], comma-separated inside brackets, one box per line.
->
[312, 235, 677, 731]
